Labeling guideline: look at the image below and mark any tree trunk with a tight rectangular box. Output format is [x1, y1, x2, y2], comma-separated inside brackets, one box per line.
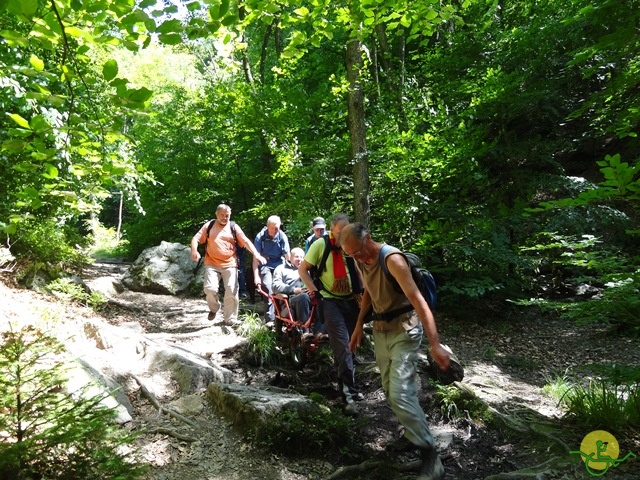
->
[374, 24, 408, 133]
[345, 36, 370, 227]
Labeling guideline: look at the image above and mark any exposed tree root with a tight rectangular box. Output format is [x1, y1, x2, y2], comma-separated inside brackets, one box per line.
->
[108, 298, 143, 312]
[132, 374, 198, 429]
[145, 427, 197, 442]
[326, 458, 421, 480]
[443, 383, 575, 480]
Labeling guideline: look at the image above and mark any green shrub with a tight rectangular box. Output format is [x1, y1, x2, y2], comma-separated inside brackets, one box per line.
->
[90, 222, 131, 259]
[561, 380, 640, 433]
[433, 383, 493, 424]
[0, 325, 146, 480]
[11, 218, 92, 271]
[238, 312, 278, 366]
[561, 271, 640, 335]
[254, 407, 362, 458]
[46, 278, 108, 310]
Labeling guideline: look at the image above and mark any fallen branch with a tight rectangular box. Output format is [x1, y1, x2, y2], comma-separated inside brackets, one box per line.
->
[326, 458, 420, 480]
[145, 427, 197, 443]
[483, 456, 573, 479]
[131, 374, 198, 429]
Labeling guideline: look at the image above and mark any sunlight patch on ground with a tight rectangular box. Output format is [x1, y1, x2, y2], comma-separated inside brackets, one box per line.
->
[463, 360, 563, 418]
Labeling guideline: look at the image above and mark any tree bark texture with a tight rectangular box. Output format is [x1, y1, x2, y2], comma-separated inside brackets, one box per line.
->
[345, 37, 370, 227]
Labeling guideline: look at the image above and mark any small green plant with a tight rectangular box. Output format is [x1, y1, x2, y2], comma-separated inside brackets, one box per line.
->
[433, 383, 493, 424]
[46, 278, 108, 310]
[238, 312, 277, 366]
[482, 346, 498, 360]
[542, 373, 572, 401]
[0, 325, 146, 480]
[560, 379, 640, 433]
[254, 407, 362, 457]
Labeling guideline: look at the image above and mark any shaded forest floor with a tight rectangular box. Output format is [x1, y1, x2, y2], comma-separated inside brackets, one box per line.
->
[1, 261, 639, 479]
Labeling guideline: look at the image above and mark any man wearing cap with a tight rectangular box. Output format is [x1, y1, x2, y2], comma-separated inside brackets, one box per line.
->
[305, 216, 326, 252]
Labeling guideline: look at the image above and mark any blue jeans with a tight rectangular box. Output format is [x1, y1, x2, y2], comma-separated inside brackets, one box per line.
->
[373, 321, 435, 449]
[259, 265, 275, 321]
[321, 297, 360, 403]
[290, 292, 311, 323]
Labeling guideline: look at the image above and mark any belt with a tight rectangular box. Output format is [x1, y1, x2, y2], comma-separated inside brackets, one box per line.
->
[371, 304, 414, 322]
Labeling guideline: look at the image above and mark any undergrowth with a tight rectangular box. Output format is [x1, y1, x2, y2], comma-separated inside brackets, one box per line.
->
[238, 312, 278, 366]
[0, 325, 146, 480]
[253, 404, 365, 459]
[544, 364, 640, 434]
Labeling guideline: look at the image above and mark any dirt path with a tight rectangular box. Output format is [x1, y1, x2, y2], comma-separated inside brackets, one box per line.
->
[2, 261, 639, 479]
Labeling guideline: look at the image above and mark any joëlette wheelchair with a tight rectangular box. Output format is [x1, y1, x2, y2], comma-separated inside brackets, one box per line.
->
[257, 286, 327, 368]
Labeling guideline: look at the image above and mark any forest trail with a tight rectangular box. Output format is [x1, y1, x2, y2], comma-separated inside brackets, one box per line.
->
[2, 260, 638, 479]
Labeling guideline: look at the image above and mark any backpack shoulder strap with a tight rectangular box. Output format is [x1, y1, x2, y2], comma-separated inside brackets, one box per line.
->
[230, 221, 238, 244]
[378, 244, 402, 278]
[205, 219, 216, 240]
[317, 235, 332, 276]
[378, 245, 408, 292]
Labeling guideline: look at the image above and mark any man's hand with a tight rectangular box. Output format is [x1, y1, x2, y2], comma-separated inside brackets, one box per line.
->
[256, 254, 267, 265]
[191, 251, 201, 262]
[310, 290, 323, 306]
[430, 343, 451, 372]
[349, 325, 364, 353]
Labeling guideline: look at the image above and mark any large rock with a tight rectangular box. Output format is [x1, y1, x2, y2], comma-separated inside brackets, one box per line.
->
[207, 384, 324, 438]
[142, 340, 233, 392]
[122, 241, 198, 295]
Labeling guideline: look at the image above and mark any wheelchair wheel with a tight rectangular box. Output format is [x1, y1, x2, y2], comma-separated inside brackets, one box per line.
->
[288, 327, 307, 369]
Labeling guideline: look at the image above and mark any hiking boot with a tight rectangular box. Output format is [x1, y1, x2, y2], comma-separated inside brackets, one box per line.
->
[207, 311, 216, 321]
[343, 402, 360, 417]
[315, 333, 329, 343]
[352, 392, 365, 402]
[417, 447, 444, 480]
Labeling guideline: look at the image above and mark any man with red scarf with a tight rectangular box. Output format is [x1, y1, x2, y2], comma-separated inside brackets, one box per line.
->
[298, 213, 363, 416]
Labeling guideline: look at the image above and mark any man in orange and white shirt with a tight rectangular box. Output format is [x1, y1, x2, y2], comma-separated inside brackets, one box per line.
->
[191, 204, 266, 325]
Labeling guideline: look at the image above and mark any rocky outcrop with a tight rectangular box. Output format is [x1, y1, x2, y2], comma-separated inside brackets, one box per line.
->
[206, 383, 324, 437]
[122, 241, 202, 295]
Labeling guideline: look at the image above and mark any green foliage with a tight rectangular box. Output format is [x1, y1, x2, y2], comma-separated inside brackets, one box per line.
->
[46, 278, 107, 311]
[10, 218, 92, 270]
[238, 312, 278, 366]
[3, 0, 640, 326]
[546, 365, 640, 434]
[89, 221, 129, 259]
[253, 407, 362, 457]
[0, 325, 146, 480]
[542, 373, 572, 402]
[518, 231, 640, 332]
[560, 379, 640, 434]
[560, 271, 640, 334]
[433, 383, 493, 424]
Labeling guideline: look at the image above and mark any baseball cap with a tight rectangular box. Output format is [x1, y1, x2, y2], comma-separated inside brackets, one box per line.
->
[312, 217, 326, 229]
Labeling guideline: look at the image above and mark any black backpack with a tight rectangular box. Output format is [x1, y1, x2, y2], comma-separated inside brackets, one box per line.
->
[310, 235, 363, 296]
[371, 245, 437, 321]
